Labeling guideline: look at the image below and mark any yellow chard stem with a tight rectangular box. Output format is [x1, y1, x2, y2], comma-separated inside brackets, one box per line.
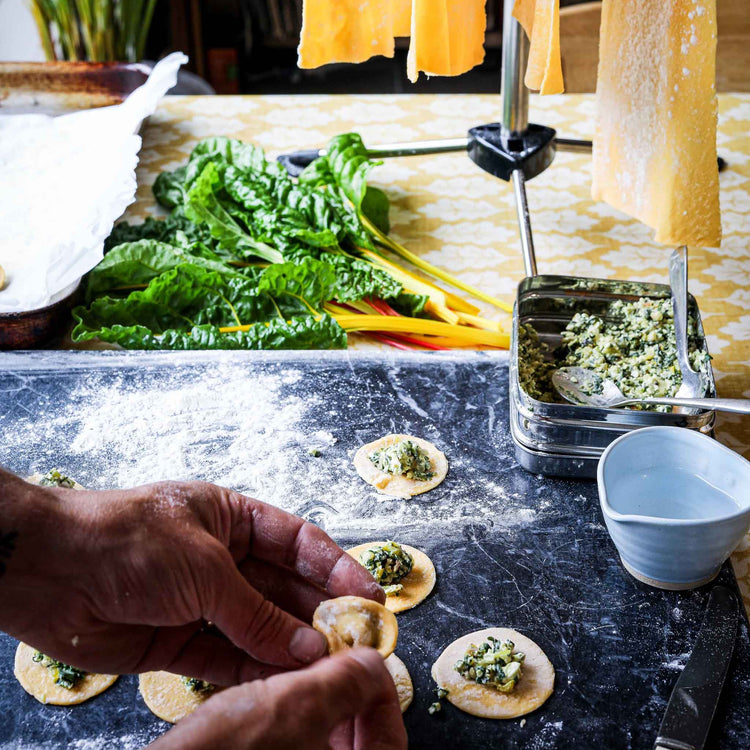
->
[456, 311, 508, 333]
[360, 215, 513, 314]
[333, 314, 510, 348]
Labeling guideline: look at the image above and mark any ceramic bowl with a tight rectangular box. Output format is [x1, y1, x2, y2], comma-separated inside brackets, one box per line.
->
[598, 426, 750, 590]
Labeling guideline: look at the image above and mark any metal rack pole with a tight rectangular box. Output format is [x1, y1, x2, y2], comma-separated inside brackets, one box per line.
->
[500, 1, 538, 277]
[500, 0, 529, 136]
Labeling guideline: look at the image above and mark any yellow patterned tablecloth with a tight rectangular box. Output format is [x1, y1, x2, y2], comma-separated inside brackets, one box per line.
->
[130, 92, 750, 598]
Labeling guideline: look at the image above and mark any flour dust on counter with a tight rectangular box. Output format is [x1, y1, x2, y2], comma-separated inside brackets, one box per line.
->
[1, 350, 749, 748]
[0, 352, 534, 541]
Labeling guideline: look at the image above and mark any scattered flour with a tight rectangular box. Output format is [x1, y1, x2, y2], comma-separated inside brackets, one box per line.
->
[2, 358, 537, 539]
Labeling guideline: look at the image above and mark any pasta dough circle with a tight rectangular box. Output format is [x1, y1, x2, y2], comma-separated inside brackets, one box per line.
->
[313, 596, 398, 658]
[26, 473, 85, 490]
[385, 654, 413, 713]
[353, 434, 448, 499]
[347, 542, 436, 613]
[139, 672, 218, 723]
[431, 628, 554, 719]
[14, 642, 117, 706]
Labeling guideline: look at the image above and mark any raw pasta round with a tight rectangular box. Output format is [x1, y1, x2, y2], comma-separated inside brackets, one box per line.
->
[139, 672, 218, 724]
[26, 472, 85, 490]
[347, 542, 436, 613]
[431, 628, 554, 719]
[313, 596, 398, 658]
[353, 434, 448, 498]
[14, 642, 117, 706]
[385, 653, 413, 713]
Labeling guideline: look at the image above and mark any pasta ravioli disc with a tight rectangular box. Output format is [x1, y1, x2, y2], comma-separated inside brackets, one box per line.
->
[139, 672, 220, 723]
[353, 434, 447, 499]
[347, 542, 436, 613]
[14, 643, 117, 706]
[431, 628, 554, 719]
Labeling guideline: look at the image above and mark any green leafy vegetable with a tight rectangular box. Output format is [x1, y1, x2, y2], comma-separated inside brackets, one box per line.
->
[185, 162, 285, 265]
[299, 133, 390, 234]
[39, 469, 76, 488]
[74, 259, 347, 350]
[81, 134, 502, 352]
[32, 651, 85, 690]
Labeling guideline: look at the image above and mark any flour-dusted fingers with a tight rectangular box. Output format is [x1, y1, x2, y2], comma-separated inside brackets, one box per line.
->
[149, 649, 407, 750]
[238, 558, 329, 623]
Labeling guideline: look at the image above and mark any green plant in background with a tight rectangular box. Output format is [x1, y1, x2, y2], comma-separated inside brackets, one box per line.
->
[30, 0, 159, 61]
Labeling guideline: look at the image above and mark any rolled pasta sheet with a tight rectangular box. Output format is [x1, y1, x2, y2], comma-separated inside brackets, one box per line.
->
[298, 0, 400, 68]
[592, 0, 721, 248]
[512, 0, 564, 95]
[406, 0, 487, 83]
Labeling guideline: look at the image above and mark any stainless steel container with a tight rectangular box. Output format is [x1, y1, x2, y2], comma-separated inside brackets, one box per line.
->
[510, 275, 716, 478]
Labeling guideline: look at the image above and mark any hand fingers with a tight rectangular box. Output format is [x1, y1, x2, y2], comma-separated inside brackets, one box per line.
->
[238, 557, 329, 622]
[350, 667, 409, 750]
[155, 648, 407, 750]
[329, 719, 354, 750]
[261, 648, 407, 747]
[201, 547, 327, 668]
[162, 631, 285, 686]
[222, 492, 385, 604]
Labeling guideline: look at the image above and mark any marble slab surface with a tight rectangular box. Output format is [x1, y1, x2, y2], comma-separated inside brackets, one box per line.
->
[0, 350, 748, 749]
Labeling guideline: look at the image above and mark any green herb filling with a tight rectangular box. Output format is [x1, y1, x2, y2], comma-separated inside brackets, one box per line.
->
[428, 687, 449, 715]
[181, 676, 215, 694]
[32, 651, 85, 690]
[454, 636, 525, 693]
[359, 541, 414, 596]
[519, 297, 711, 410]
[39, 470, 76, 488]
[369, 440, 434, 481]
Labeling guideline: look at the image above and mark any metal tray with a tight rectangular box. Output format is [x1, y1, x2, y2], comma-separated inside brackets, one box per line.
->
[510, 275, 716, 477]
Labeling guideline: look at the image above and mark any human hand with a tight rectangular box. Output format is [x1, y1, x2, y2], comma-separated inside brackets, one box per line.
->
[0, 469, 384, 684]
[150, 648, 407, 750]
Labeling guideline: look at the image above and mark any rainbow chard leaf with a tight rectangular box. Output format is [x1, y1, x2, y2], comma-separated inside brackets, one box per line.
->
[73, 260, 346, 350]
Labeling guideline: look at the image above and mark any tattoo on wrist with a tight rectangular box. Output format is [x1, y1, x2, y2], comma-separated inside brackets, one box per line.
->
[0, 530, 18, 578]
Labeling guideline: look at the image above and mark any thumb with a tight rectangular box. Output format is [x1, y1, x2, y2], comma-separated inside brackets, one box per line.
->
[150, 648, 406, 750]
[202, 551, 327, 668]
[263, 648, 407, 750]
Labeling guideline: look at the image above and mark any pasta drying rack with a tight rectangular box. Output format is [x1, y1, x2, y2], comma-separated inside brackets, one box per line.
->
[279, 3, 591, 277]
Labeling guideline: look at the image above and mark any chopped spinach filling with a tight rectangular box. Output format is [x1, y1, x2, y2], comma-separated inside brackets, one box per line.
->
[181, 676, 215, 694]
[359, 541, 414, 596]
[454, 636, 525, 693]
[32, 651, 85, 690]
[39, 470, 76, 488]
[519, 297, 711, 410]
[428, 686, 449, 715]
[369, 440, 434, 481]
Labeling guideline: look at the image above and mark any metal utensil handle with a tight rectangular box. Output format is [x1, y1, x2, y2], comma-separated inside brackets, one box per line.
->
[616, 397, 750, 415]
[669, 246, 697, 377]
[512, 170, 537, 277]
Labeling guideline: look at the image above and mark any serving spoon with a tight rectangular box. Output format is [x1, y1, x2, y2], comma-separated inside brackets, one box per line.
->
[669, 246, 705, 399]
[552, 366, 750, 415]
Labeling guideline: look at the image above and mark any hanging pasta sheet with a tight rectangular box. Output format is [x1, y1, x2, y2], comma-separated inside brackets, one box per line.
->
[298, 0, 403, 68]
[406, 0, 487, 83]
[297, 0, 486, 82]
[592, 0, 721, 247]
[512, 0, 564, 95]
